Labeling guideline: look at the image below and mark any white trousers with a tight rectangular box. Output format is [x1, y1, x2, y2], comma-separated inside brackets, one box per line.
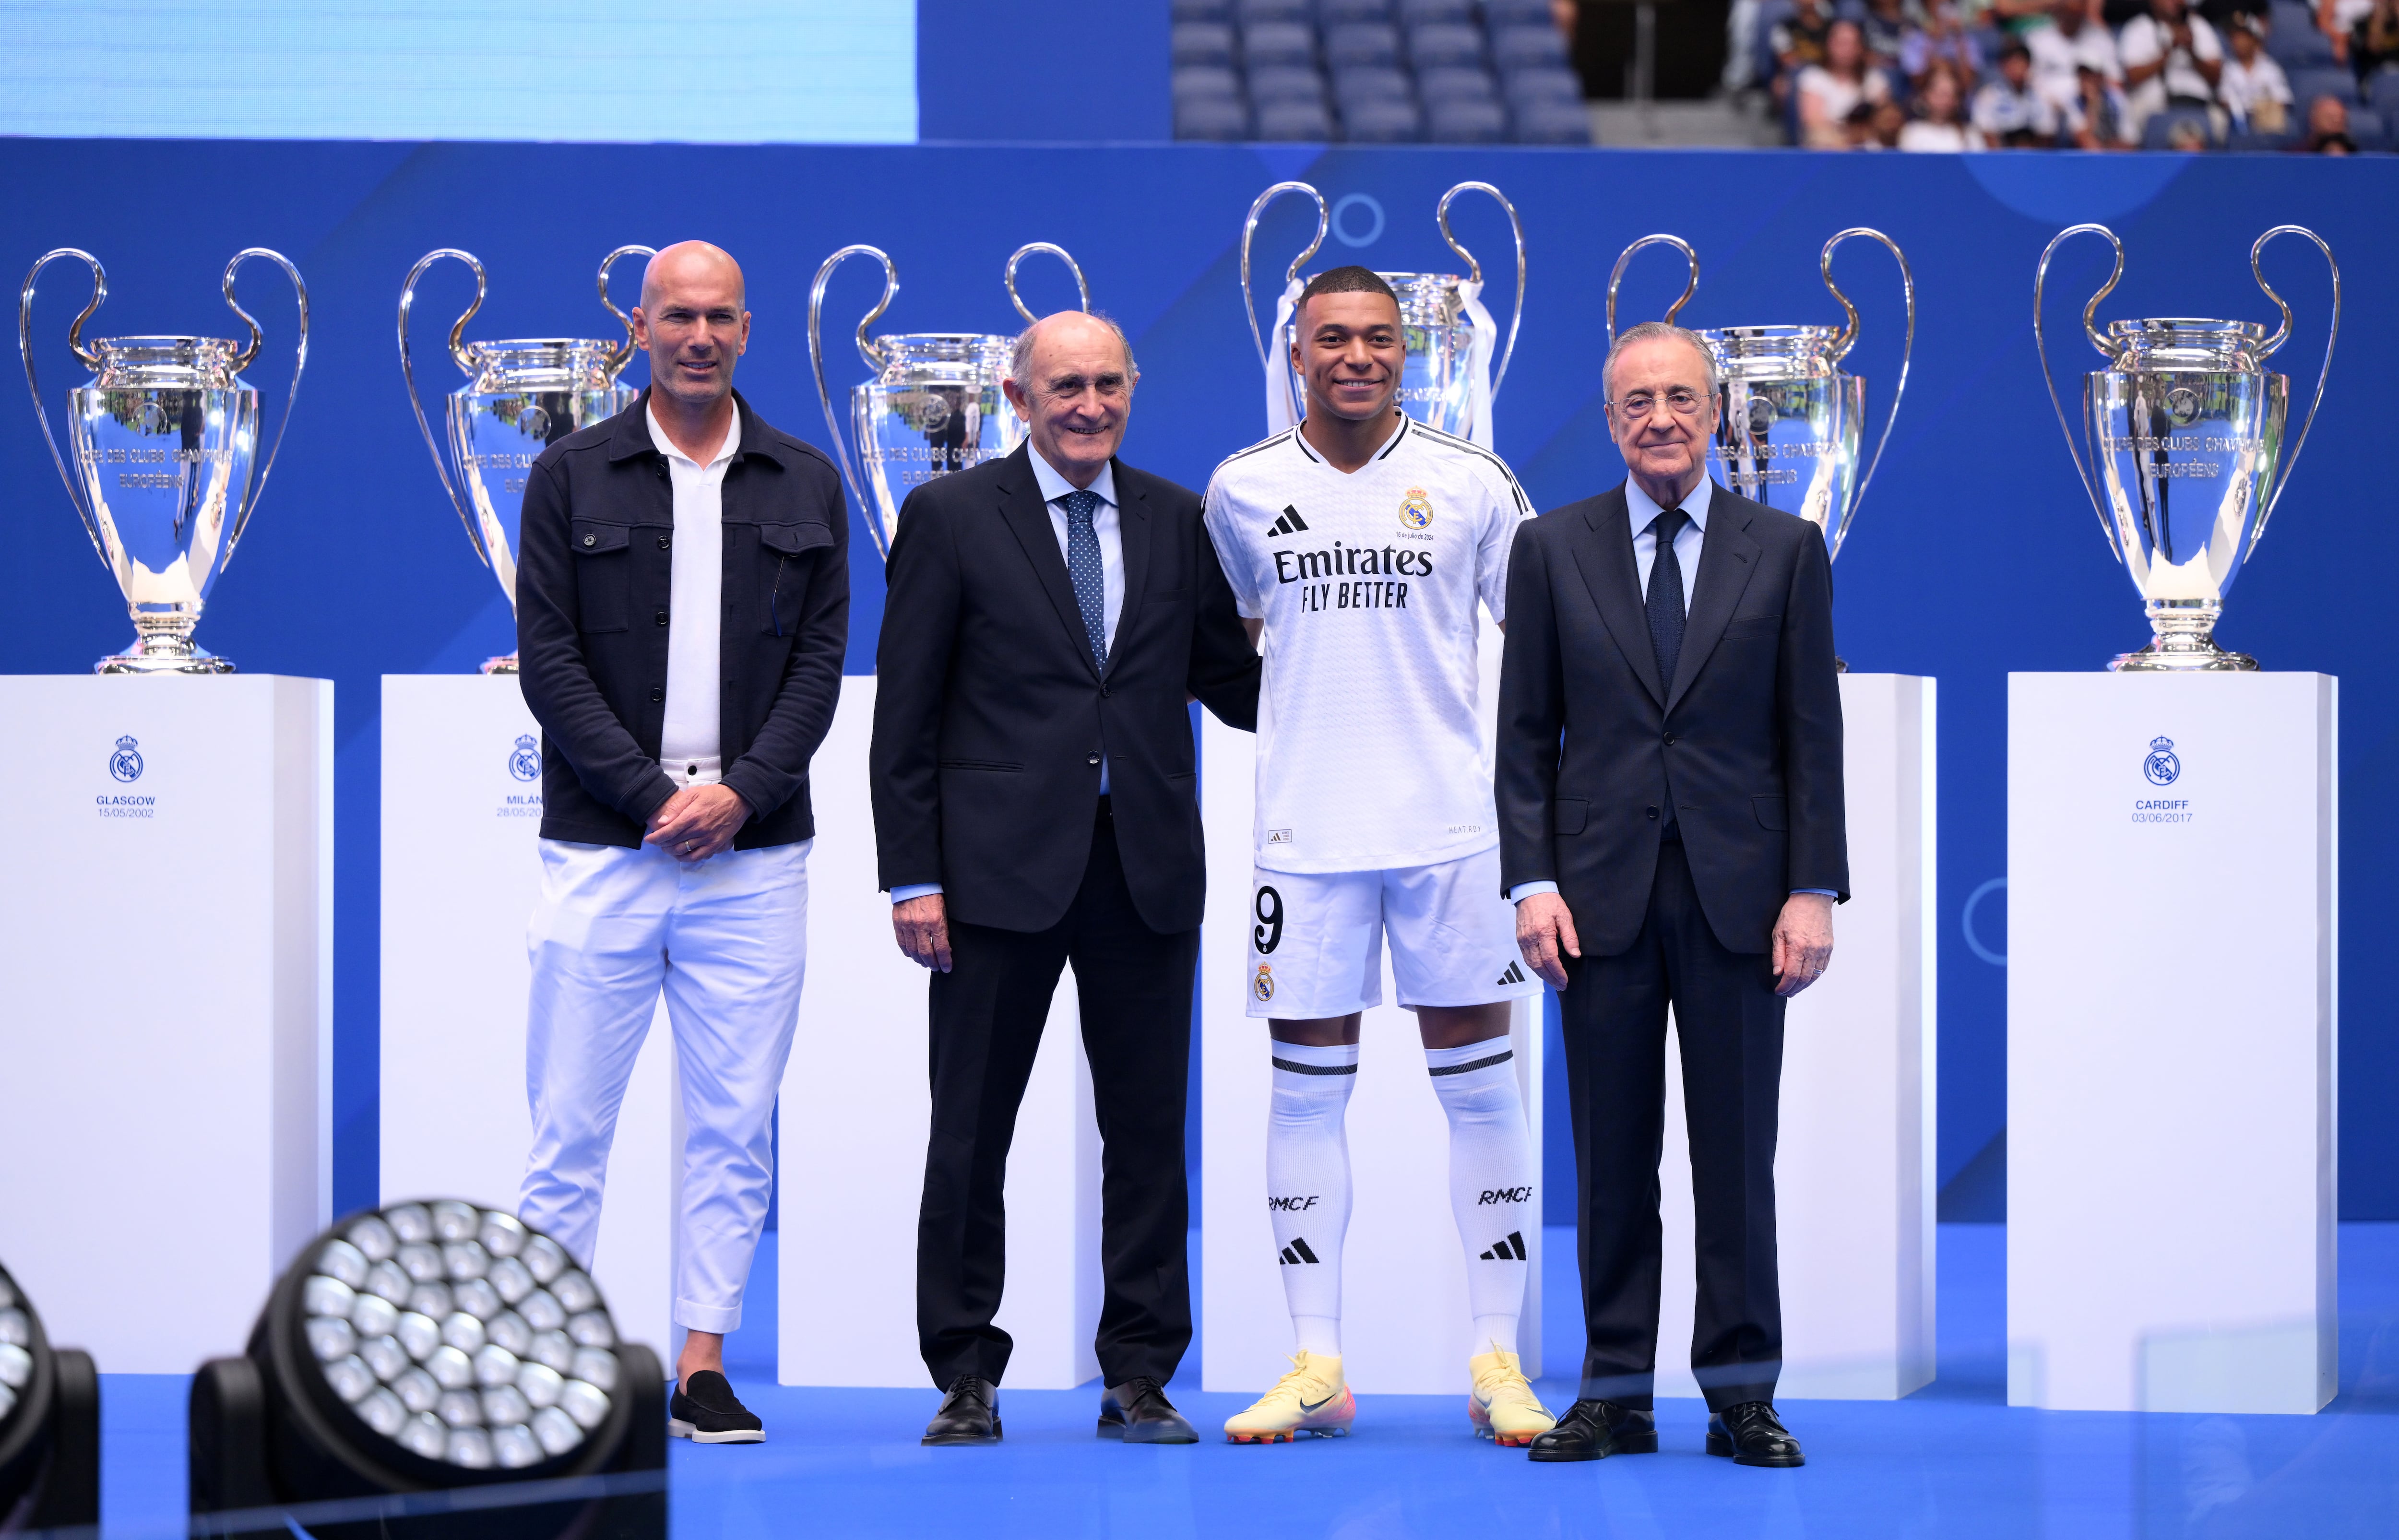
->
[519, 836, 809, 1334]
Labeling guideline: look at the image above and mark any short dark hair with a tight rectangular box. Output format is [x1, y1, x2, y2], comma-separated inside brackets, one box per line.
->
[1296, 265, 1400, 325]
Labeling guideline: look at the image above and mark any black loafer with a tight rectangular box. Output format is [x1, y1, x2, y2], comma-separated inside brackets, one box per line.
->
[1526, 1398, 1657, 1463]
[1097, 1377, 1199, 1444]
[1708, 1401, 1805, 1467]
[668, 1370, 763, 1444]
[922, 1375, 1002, 1446]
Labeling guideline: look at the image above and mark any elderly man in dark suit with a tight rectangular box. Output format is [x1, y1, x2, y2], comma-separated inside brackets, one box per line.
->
[1498, 321, 1847, 1468]
[870, 309, 1261, 1447]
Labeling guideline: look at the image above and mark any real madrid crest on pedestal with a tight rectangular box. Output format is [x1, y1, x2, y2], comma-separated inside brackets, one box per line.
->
[510, 734, 543, 783]
[108, 734, 143, 783]
[2144, 736, 2181, 786]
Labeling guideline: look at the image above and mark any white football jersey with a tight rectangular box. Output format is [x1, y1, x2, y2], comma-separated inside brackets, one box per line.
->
[1203, 414, 1532, 875]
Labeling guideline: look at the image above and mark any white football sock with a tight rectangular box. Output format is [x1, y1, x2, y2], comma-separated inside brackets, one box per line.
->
[1426, 1038, 1536, 1356]
[1265, 1039, 1357, 1357]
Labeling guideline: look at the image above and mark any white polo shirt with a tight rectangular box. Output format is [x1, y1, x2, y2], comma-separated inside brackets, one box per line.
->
[650, 403, 738, 779]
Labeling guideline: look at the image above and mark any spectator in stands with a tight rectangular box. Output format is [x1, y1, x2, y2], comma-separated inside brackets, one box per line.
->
[1864, 96, 1913, 144]
[2120, 0, 2224, 140]
[2351, 0, 2399, 78]
[2298, 89, 2359, 145]
[1861, 0, 1917, 71]
[1974, 41, 2068, 141]
[1901, 60, 1988, 142]
[2070, 59, 2138, 142]
[2319, 0, 2374, 62]
[1798, 20, 1893, 144]
[2026, 0, 2122, 108]
[2218, 14, 2293, 130]
[1773, 0, 1839, 109]
[1902, 0, 1988, 92]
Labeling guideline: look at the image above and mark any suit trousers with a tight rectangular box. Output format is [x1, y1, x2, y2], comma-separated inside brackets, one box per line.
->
[916, 802, 1196, 1389]
[519, 836, 809, 1335]
[1558, 841, 1785, 1411]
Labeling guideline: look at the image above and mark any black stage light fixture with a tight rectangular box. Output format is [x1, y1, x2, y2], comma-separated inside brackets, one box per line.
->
[0, 1259, 100, 1535]
[190, 1201, 665, 1540]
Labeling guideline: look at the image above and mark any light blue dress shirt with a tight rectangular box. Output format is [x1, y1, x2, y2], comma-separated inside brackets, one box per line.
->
[891, 445, 1122, 904]
[1510, 476, 1833, 906]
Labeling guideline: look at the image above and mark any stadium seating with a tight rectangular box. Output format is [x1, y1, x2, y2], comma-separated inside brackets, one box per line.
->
[1173, 0, 1590, 143]
[2288, 65, 2361, 107]
[2266, 1, 2337, 68]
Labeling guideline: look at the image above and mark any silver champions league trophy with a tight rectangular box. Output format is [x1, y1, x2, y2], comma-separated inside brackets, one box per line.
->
[808, 242, 1091, 559]
[1240, 180, 1525, 445]
[20, 248, 309, 674]
[1605, 229, 1914, 568]
[400, 245, 655, 674]
[2035, 223, 2339, 671]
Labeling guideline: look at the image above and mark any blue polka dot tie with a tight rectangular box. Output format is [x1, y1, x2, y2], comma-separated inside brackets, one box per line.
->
[1063, 487, 1108, 672]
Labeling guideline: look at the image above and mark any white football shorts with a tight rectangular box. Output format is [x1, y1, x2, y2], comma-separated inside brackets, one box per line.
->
[1243, 846, 1542, 1019]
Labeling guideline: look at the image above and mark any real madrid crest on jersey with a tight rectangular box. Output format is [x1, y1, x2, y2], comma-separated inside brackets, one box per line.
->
[1398, 486, 1434, 532]
[509, 734, 543, 783]
[1253, 964, 1276, 1003]
[109, 734, 144, 783]
[2144, 735, 2181, 786]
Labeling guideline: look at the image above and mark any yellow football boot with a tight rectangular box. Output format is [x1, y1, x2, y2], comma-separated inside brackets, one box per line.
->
[1467, 1348, 1556, 1446]
[1223, 1351, 1355, 1444]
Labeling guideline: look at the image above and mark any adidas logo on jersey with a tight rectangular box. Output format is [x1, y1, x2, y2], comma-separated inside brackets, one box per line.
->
[1479, 1231, 1528, 1262]
[1267, 505, 1310, 537]
[1280, 1238, 1322, 1266]
[1495, 960, 1528, 987]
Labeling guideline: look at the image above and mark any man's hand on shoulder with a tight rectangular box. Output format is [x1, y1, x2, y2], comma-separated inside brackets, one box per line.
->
[1771, 892, 1835, 997]
[1515, 890, 1581, 990]
[644, 784, 750, 863]
[892, 894, 953, 973]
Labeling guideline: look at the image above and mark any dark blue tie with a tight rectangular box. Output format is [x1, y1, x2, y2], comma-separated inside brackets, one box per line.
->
[1647, 507, 1688, 845]
[1063, 487, 1108, 672]
[1646, 507, 1689, 690]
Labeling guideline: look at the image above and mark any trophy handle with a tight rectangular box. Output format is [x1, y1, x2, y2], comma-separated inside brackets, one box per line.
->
[2249, 224, 2339, 545]
[1605, 234, 1698, 343]
[18, 248, 107, 557]
[1435, 181, 1526, 400]
[1004, 242, 1091, 324]
[399, 249, 490, 566]
[2032, 223, 2123, 550]
[598, 244, 657, 378]
[1240, 181, 1327, 372]
[1820, 228, 1914, 520]
[807, 244, 898, 525]
[221, 248, 309, 555]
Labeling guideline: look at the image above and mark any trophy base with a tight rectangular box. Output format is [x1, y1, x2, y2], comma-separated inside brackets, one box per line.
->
[96, 635, 235, 675]
[2110, 639, 2258, 673]
[480, 653, 521, 675]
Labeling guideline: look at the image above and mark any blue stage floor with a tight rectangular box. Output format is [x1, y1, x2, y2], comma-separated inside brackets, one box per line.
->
[87, 1223, 2399, 1538]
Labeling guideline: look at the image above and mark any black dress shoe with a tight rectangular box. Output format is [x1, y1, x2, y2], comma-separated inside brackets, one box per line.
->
[1707, 1401, 1805, 1467]
[1526, 1398, 1658, 1462]
[922, 1375, 1002, 1446]
[1097, 1377, 1199, 1444]
[668, 1370, 764, 1444]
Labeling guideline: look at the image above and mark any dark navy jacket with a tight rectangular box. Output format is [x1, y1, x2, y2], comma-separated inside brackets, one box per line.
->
[868, 443, 1260, 935]
[516, 388, 849, 850]
[1496, 482, 1847, 956]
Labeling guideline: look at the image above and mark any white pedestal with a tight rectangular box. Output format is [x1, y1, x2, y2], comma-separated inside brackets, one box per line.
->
[1201, 617, 1541, 1395]
[1654, 673, 1936, 1399]
[779, 677, 1100, 1389]
[380, 675, 677, 1360]
[2007, 672, 2336, 1415]
[0, 675, 330, 1373]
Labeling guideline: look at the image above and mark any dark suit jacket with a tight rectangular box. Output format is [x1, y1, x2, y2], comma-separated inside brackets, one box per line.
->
[869, 444, 1261, 936]
[1496, 481, 1847, 956]
[517, 388, 850, 850]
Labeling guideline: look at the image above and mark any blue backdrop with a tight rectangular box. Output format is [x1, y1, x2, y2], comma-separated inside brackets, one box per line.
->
[0, 140, 2386, 1220]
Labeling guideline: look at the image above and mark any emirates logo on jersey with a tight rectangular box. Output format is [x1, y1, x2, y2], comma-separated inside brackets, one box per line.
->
[1398, 487, 1434, 531]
